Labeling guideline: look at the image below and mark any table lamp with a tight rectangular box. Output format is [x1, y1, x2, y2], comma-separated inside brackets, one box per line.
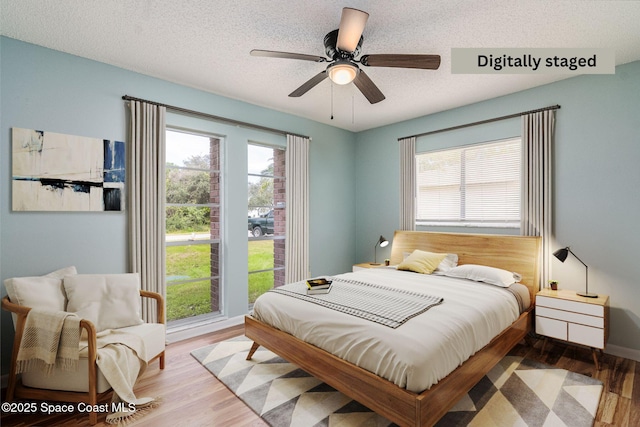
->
[371, 235, 389, 265]
[553, 246, 597, 298]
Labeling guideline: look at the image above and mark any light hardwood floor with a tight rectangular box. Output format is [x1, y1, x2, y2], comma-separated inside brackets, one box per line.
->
[1, 325, 638, 426]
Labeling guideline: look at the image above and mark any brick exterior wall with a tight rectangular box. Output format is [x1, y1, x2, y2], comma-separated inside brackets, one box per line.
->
[273, 148, 286, 288]
[209, 138, 220, 312]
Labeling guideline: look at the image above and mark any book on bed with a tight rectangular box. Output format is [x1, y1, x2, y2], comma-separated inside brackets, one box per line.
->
[307, 283, 333, 295]
[306, 278, 332, 289]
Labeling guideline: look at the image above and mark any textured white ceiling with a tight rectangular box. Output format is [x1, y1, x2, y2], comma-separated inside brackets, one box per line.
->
[2, 0, 640, 131]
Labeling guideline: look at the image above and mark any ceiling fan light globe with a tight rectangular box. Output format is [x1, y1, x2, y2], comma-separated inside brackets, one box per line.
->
[328, 63, 357, 85]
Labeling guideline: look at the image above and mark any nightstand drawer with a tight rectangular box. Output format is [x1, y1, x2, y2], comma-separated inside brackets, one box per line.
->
[569, 323, 605, 349]
[537, 295, 604, 317]
[536, 289, 609, 370]
[536, 316, 567, 341]
[536, 306, 604, 328]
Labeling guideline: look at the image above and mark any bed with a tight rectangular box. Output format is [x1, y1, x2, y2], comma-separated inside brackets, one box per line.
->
[244, 231, 541, 427]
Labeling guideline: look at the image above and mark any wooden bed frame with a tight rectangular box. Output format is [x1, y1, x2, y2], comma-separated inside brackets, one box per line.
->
[245, 231, 541, 427]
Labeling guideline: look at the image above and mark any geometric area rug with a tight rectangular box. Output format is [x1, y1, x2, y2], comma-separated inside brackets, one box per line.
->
[191, 336, 603, 427]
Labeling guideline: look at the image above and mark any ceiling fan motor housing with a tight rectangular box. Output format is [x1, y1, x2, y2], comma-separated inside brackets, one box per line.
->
[250, 7, 439, 104]
[324, 29, 362, 59]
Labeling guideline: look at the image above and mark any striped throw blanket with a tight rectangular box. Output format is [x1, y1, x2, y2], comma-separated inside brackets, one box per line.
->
[16, 309, 80, 375]
[270, 277, 443, 328]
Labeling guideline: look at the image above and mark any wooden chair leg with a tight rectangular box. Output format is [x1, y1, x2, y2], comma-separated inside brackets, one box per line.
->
[88, 372, 98, 424]
[6, 312, 28, 401]
[246, 342, 260, 360]
[6, 357, 18, 402]
[159, 351, 165, 369]
[5, 370, 17, 402]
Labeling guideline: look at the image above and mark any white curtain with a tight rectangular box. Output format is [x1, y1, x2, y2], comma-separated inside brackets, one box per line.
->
[399, 137, 416, 230]
[521, 110, 555, 290]
[285, 134, 310, 283]
[128, 101, 166, 322]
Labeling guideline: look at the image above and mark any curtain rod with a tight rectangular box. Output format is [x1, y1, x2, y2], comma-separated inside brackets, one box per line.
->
[122, 95, 310, 139]
[398, 104, 561, 140]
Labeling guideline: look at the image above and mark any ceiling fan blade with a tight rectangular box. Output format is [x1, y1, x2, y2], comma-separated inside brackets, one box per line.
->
[336, 7, 369, 52]
[353, 69, 385, 104]
[251, 49, 327, 63]
[360, 54, 441, 70]
[289, 71, 328, 97]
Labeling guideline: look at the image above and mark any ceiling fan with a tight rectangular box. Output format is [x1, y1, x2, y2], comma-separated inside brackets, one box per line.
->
[250, 7, 441, 104]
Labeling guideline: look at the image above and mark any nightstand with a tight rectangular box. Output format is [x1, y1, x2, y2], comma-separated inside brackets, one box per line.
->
[352, 262, 386, 272]
[535, 288, 609, 369]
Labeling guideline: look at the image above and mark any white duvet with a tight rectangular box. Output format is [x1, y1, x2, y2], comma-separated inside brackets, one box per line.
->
[252, 268, 522, 393]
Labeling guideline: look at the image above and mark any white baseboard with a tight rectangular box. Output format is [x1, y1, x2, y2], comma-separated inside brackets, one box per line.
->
[166, 315, 245, 344]
[605, 343, 640, 362]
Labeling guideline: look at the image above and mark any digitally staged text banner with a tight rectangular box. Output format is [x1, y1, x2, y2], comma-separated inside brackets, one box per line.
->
[451, 48, 615, 74]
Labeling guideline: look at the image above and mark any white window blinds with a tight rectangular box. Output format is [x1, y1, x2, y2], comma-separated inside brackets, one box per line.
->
[416, 137, 521, 226]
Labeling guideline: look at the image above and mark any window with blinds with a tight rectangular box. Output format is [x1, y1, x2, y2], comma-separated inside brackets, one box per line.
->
[415, 137, 521, 227]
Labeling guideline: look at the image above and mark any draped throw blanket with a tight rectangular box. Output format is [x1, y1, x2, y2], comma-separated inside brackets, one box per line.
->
[16, 309, 156, 424]
[16, 309, 80, 375]
[82, 330, 157, 424]
[269, 278, 443, 328]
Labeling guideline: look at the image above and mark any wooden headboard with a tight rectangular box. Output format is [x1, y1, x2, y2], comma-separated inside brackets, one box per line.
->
[389, 231, 541, 301]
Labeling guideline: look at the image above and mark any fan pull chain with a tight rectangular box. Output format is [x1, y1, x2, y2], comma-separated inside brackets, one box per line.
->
[352, 95, 355, 124]
[330, 83, 334, 120]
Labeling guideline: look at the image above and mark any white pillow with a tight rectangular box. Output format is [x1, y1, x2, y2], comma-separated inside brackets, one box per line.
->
[434, 253, 459, 273]
[4, 266, 77, 311]
[443, 264, 522, 287]
[45, 266, 79, 280]
[64, 273, 143, 332]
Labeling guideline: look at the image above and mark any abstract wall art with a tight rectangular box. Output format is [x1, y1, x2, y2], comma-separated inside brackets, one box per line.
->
[12, 128, 125, 211]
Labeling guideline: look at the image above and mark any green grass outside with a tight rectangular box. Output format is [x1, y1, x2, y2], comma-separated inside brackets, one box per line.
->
[166, 280, 212, 321]
[166, 244, 211, 279]
[248, 240, 275, 304]
[166, 239, 274, 322]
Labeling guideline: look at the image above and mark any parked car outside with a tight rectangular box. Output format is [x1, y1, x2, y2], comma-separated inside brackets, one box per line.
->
[248, 210, 274, 237]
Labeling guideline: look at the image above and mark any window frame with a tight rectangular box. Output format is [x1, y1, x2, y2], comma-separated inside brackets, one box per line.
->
[165, 127, 224, 329]
[247, 141, 286, 307]
[415, 137, 522, 229]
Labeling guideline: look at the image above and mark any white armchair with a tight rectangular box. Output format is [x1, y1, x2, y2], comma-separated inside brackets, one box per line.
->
[2, 267, 165, 425]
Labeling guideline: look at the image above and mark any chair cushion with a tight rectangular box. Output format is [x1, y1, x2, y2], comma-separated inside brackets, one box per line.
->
[4, 266, 77, 312]
[21, 323, 165, 393]
[64, 273, 144, 332]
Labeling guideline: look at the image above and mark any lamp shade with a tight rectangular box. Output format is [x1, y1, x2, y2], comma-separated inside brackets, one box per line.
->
[377, 235, 389, 248]
[552, 246, 597, 298]
[553, 247, 569, 262]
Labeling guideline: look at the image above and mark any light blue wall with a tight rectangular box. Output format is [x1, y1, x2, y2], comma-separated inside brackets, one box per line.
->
[2, 34, 639, 373]
[355, 61, 640, 351]
[0, 37, 357, 373]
